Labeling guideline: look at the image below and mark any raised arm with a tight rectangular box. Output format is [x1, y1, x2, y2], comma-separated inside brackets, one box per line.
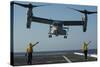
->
[87, 41, 91, 45]
[32, 42, 39, 47]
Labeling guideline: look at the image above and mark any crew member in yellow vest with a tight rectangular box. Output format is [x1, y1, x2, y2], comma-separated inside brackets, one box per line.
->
[82, 42, 88, 60]
[26, 42, 39, 64]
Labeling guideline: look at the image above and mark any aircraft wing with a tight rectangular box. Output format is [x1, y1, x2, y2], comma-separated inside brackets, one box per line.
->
[32, 16, 53, 24]
[62, 21, 84, 26]
[32, 16, 84, 26]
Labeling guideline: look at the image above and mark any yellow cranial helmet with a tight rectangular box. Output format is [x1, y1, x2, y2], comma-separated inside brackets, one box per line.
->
[29, 42, 32, 46]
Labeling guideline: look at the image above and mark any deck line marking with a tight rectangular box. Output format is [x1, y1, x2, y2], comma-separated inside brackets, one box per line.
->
[62, 55, 72, 63]
[74, 52, 97, 58]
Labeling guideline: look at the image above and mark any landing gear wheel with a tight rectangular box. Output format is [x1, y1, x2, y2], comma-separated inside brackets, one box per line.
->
[49, 35, 52, 38]
[64, 36, 67, 38]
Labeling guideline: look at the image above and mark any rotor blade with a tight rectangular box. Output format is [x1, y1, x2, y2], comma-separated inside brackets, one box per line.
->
[32, 4, 49, 8]
[85, 11, 97, 14]
[68, 7, 97, 14]
[14, 2, 29, 8]
[14, 2, 48, 8]
[67, 7, 85, 13]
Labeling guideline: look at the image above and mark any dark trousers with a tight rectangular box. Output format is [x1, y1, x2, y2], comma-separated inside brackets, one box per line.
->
[84, 50, 88, 59]
[27, 52, 32, 64]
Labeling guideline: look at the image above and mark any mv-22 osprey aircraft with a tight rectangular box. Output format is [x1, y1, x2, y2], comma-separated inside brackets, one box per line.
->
[11, 1, 97, 38]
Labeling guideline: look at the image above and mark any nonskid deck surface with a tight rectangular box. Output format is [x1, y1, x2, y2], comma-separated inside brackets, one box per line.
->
[13, 52, 97, 66]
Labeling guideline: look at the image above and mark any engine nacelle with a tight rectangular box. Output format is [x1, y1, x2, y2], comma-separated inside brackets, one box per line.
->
[82, 15, 87, 32]
[27, 17, 32, 28]
[83, 21, 87, 32]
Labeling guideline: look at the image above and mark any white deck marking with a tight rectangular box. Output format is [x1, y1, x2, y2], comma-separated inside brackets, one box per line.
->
[62, 56, 72, 63]
[74, 52, 97, 58]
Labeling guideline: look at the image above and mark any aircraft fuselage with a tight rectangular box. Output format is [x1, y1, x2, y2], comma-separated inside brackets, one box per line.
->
[49, 22, 68, 38]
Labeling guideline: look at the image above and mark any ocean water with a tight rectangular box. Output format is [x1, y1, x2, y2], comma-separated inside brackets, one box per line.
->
[14, 49, 97, 56]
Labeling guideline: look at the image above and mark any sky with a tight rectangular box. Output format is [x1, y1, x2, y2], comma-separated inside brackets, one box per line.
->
[13, 1, 97, 52]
